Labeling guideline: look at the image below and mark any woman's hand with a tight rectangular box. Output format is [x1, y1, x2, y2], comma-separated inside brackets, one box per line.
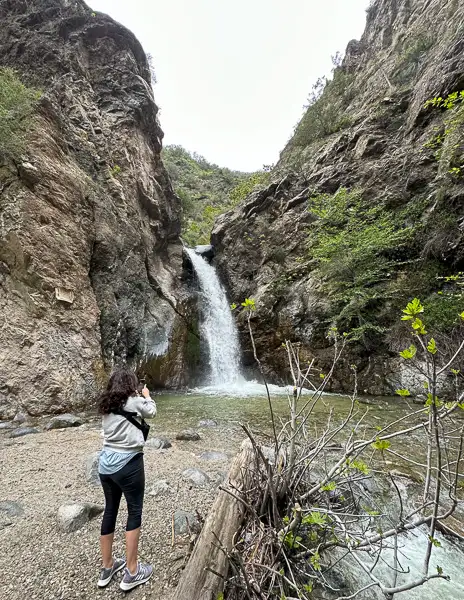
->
[141, 385, 150, 398]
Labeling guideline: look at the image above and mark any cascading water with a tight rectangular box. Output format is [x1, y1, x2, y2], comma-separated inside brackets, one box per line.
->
[186, 248, 243, 387]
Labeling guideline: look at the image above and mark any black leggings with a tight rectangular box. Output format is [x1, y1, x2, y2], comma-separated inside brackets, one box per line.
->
[99, 453, 145, 536]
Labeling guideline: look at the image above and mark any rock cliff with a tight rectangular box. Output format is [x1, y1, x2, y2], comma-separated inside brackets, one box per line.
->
[213, 0, 464, 394]
[0, 0, 190, 418]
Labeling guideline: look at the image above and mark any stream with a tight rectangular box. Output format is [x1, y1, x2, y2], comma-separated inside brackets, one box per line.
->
[153, 390, 464, 599]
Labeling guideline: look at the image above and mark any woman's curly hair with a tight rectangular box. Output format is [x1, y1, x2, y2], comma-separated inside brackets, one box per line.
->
[98, 368, 138, 414]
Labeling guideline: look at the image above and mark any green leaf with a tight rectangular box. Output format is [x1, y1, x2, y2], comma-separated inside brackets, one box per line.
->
[230, 303, 237, 310]
[437, 566, 443, 575]
[401, 298, 424, 321]
[412, 318, 427, 335]
[320, 373, 325, 379]
[310, 552, 321, 571]
[303, 511, 328, 526]
[396, 388, 411, 397]
[427, 338, 437, 354]
[371, 438, 391, 451]
[349, 459, 370, 475]
[399, 344, 417, 359]
[451, 368, 460, 375]
[241, 298, 256, 311]
[428, 535, 441, 548]
[320, 481, 337, 492]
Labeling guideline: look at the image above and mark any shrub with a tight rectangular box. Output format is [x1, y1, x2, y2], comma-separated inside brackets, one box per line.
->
[291, 65, 355, 148]
[0, 67, 40, 159]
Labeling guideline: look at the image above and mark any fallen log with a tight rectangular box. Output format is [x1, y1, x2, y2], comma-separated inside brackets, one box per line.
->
[173, 440, 256, 600]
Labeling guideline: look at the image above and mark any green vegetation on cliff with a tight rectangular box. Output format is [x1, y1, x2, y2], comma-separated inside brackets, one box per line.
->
[0, 68, 40, 159]
[162, 145, 270, 245]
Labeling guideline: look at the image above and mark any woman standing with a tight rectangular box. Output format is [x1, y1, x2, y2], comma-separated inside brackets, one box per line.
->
[96, 368, 156, 591]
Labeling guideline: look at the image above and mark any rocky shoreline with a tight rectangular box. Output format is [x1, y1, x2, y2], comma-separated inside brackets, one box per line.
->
[0, 413, 240, 600]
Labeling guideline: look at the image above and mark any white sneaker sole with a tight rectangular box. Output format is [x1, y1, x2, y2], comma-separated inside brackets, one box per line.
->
[97, 562, 126, 588]
[120, 572, 152, 591]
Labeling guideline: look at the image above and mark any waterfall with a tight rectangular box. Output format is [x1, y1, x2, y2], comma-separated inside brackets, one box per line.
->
[186, 248, 243, 386]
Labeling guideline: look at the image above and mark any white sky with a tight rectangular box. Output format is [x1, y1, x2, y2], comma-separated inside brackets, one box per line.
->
[90, 0, 369, 171]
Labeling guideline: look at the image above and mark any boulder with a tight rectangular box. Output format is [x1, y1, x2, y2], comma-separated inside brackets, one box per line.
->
[145, 436, 172, 449]
[199, 451, 228, 462]
[85, 452, 101, 486]
[57, 503, 103, 533]
[10, 427, 40, 438]
[173, 510, 200, 535]
[176, 429, 201, 441]
[182, 468, 210, 487]
[45, 414, 83, 430]
[198, 419, 218, 428]
[148, 479, 172, 497]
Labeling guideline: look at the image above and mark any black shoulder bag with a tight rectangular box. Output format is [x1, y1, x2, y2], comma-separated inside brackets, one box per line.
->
[114, 408, 150, 441]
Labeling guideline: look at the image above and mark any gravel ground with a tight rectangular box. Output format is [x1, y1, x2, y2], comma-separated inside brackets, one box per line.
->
[0, 418, 242, 600]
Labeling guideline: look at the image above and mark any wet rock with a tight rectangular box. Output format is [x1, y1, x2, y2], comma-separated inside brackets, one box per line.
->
[57, 503, 103, 533]
[0, 500, 24, 517]
[10, 427, 40, 438]
[198, 419, 218, 428]
[148, 479, 172, 497]
[173, 510, 200, 535]
[176, 429, 201, 441]
[85, 452, 101, 486]
[194, 244, 214, 261]
[145, 436, 172, 449]
[182, 468, 210, 487]
[45, 414, 83, 430]
[199, 451, 228, 461]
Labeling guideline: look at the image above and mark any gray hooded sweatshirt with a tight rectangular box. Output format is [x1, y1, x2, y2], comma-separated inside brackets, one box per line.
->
[101, 394, 157, 453]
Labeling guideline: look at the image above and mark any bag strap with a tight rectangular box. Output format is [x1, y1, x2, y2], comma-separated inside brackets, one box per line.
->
[113, 408, 146, 434]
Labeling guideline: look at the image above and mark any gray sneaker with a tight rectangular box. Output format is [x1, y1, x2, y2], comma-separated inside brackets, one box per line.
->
[120, 562, 153, 591]
[98, 557, 126, 588]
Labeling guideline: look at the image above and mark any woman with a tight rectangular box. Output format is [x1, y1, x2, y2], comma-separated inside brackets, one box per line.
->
[96, 368, 156, 591]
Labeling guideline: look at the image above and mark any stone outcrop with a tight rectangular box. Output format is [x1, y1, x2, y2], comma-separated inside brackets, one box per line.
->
[0, 0, 193, 418]
[213, 0, 464, 394]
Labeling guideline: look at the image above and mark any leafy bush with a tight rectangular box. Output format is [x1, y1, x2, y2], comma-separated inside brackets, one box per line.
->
[0, 68, 40, 159]
[307, 189, 424, 344]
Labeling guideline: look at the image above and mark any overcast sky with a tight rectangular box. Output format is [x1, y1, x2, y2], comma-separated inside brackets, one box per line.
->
[90, 0, 369, 171]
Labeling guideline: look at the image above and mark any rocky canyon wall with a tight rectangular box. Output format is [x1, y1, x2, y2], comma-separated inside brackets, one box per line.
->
[0, 0, 192, 418]
[213, 0, 464, 395]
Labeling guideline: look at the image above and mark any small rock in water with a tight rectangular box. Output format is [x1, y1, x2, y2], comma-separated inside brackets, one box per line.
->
[198, 419, 217, 428]
[145, 436, 172, 449]
[148, 480, 172, 497]
[199, 451, 228, 461]
[0, 500, 24, 517]
[176, 429, 201, 441]
[182, 467, 210, 487]
[85, 452, 101, 486]
[10, 427, 39, 438]
[57, 503, 103, 533]
[45, 414, 83, 430]
[13, 412, 27, 424]
[173, 510, 200, 535]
